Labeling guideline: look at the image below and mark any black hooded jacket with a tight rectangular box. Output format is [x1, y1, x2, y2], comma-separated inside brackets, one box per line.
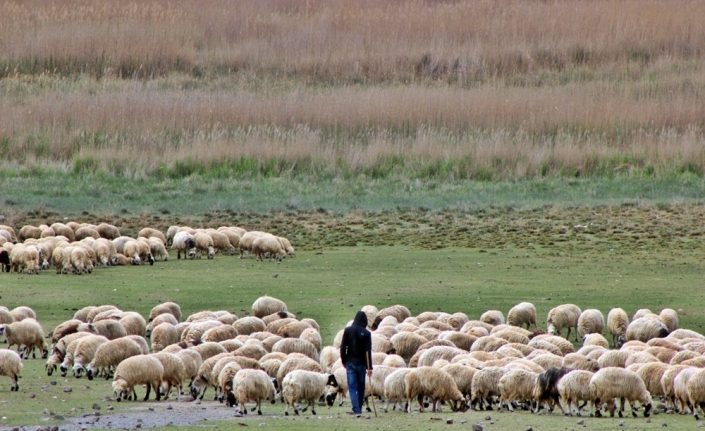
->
[340, 311, 373, 369]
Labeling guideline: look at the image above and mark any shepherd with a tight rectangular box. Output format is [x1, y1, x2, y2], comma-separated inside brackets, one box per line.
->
[340, 310, 373, 418]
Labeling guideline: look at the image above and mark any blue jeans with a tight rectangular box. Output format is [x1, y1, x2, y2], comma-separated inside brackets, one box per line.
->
[346, 364, 367, 415]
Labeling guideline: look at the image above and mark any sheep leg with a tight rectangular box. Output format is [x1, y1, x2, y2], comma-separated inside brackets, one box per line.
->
[311, 400, 317, 416]
[144, 383, 152, 401]
[618, 397, 625, 418]
[257, 399, 263, 415]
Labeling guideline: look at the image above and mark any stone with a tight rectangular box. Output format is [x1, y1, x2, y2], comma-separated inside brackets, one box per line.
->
[576, 419, 584, 425]
[63, 387, 72, 393]
[446, 419, 453, 424]
[92, 403, 101, 410]
[472, 425, 484, 431]
[485, 416, 491, 421]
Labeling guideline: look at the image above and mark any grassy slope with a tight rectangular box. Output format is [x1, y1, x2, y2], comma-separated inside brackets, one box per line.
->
[0, 244, 704, 428]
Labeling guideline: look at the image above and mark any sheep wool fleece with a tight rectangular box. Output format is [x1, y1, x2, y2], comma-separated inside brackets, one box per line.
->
[340, 311, 373, 415]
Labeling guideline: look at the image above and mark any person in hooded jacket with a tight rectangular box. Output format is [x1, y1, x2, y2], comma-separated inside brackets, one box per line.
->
[340, 310, 373, 417]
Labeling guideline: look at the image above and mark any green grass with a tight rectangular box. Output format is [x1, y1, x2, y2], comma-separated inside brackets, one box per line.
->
[2, 173, 705, 216]
[1, 244, 705, 428]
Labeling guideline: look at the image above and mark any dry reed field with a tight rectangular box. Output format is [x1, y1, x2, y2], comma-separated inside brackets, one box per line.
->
[1, 0, 704, 179]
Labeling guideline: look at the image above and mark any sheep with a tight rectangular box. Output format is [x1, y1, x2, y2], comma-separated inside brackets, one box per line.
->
[382, 354, 406, 368]
[659, 309, 679, 333]
[10, 244, 39, 274]
[188, 352, 233, 400]
[670, 350, 700, 365]
[556, 370, 597, 416]
[0, 225, 17, 242]
[634, 362, 669, 399]
[0, 307, 12, 325]
[49, 223, 74, 241]
[148, 238, 169, 262]
[0, 348, 23, 391]
[372, 305, 412, 330]
[79, 320, 127, 340]
[597, 350, 631, 368]
[589, 367, 653, 418]
[190, 342, 228, 362]
[470, 366, 506, 411]
[252, 296, 288, 319]
[201, 325, 238, 344]
[562, 353, 600, 372]
[382, 367, 414, 412]
[217, 228, 241, 251]
[668, 329, 705, 341]
[68, 335, 109, 378]
[276, 356, 323, 394]
[74, 226, 100, 241]
[233, 344, 268, 361]
[0, 319, 48, 359]
[85, 337, 144, 380]
[0, 250, 9, 272]
[507, 302, 537, 330]
[645, 346, 677, 363]
[319, 346, 340, 373]
[532, 334, 575, 356]
[181, 320, 223, 346]
[277, 236, 295, 257]
[673, 366, 700, 413]
[207, 231, 236, 255]
[165, 226, 179, 246]
[545, 304, 581, 341]
[172, 231, 197, 260]
[148, 302, 182, 324]
[480, 310, 505, 326]
[405, 366, 465, 413]
[576, 309, 604, 337]
[18, 225, 42, 242]
[272, 338, 319, 362]
[46, 332, 92, 376]
[471, 336, 509, 353]
[626, 317, 669, 342]
[250, 235, 285, 261]
[661, 365, 690, 411]
[70, 246, 93, 274]
[95, 223, 121, 240]
[498, 368, 538, 412]
[175, 348, 203, 385]
[193, 232, 216, 259]
[633, 309, 654, 320]
[151, 323, 179, 353]
[390, 332, 428, 359]
[218, 362, 244, 401]
[583, 333, 609, 349]
[11, 306, 37, 322]
[117, 312, 146, 338]
[299, 328, 322, 353]
[138, 228, 166, 244]
[135, 238, 155, 264]
[91, 240, 112, 267]
[40, 226, 55, 238]
[282, 370, 338, 416]
[112, 354, 164, 402]
[607, 308, 629, 348]
[490, 329, 529, 345]
[151, 352, 186, 399]
[417, 346, 465, 367]
[227, 369, 277, 414]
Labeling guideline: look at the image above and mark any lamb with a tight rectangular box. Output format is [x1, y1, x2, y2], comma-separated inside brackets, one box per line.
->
[507, 302, 537, 330]
[193, 232, 216, 259]
[0, 349, 23, 391]
[405, 366, 465, 413]
[227, 369, 277, 415]
[589, 367, 653, 418]
[626, 317, 669, 342]
[577, 309, 604, 337]
[546, 304, 582, 341]
[498, 368, 538, 412]
[94, 223, 120, 241]
[480, 310, 505, 326]
[85, 338, 144, 380]
[112, 354, 164, 401]
[172, 231, 197, 260]
[0, 319, 48, 359]
[607, 308, 629, 347]
[281, 370, 338, 415]
[556, 370, 597, 416]
[251, 235, 285, 261]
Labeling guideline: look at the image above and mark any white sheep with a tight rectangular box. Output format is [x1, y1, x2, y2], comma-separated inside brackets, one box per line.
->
[206, 231, 235, 255]
[383, 367, 414, 412]
[112, 354, 165, 402]
[589, 367, 653, 418]
[281, 370, 338, 416]
[251, 235, 285, 262]
[659, 309, 679, 333]
[69, 335, 109, 378]
[405, 366, 465, 413]
[252, 296, 288, 319]
[0, 319, 48, 359]
[151, 351, 187, 399]
[546, 304, 582, 341]
[583, 333, 609, 349]
[498, 368, 538, 412]
[470, 366, 506, 411]
[578, 309, 604, 337]
[227, 369, 277, 415]
[172, 231, 197, 260]
[138, 228, 167, 244]
[0, 349, 23, 391]
[95, 223, 121, 240]
[85, 338, 144, 380]
[626, 317, 669, 342]
[480, 310, 505, 326]
[507, 302, 537, 330]
[556, 370, 597, 416]
[607, 308, 629, 347]
[148, 238, 169, 261]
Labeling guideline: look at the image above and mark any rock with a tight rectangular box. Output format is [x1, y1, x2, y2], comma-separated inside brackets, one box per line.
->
[472, 424, 484, 431]
[365, 415, 371, 419]
[166, 405, 173, 410]
[53, 416, 64, 421]
[30, 393, 35, 398]
[576, 419, 584, 425]
[485, 416, 491, 421]
[106, 405, 114, 411]
[49, 381, 57, 386]
[92, 403, 101, 410]
[446, 419, 453, 424]
[662, 424, 668, 427]
[697, 421, 704, 427]
[460, 420, 467, 424]
[618, 420, 624, 426]
[63, 387, 72, 393]
[50, 427, 58, 431]
[525, 427, 533, 431]
[135, 425, 141, 429]
[148, 407, 154, 411]
[647, 418, 651, 423]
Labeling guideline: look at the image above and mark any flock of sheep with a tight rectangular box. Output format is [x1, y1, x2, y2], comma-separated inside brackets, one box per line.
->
[0, 222, 295, 275]
[3, 297, 705, 421]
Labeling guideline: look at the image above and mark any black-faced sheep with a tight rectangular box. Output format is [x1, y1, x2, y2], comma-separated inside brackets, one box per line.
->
[172, 231, 197, 260]
[626, 317, 669, 343]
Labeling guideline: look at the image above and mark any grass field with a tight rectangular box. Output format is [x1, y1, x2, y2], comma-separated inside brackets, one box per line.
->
[1, 240, 704, 430]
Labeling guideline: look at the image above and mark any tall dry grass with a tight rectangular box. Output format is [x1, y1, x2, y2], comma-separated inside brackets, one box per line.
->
[1, 0, 704, 178]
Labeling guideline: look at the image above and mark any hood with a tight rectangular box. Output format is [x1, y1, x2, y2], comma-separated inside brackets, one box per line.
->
[353, 311, 368, 328]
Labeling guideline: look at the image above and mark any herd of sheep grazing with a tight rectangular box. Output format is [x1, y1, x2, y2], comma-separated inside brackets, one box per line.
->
[3, 299, 705, 421]
[0, 223, 295, 275]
